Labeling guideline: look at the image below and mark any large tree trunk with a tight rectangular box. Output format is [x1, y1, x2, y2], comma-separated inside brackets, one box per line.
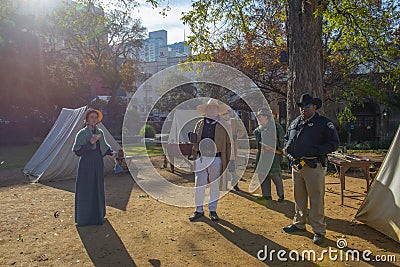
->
[286, 0, 324, 125]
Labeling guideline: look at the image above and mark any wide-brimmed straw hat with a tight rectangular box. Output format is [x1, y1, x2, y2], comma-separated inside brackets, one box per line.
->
[296, 94, 322, 110]
[256, 107, 272, 117]
[85, 108, 103, 123]
[196, 99, 228, 115]
[219, 106, 233, 115]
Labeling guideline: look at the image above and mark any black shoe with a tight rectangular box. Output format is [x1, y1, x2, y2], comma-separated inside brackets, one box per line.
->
[209, 211, 219, 221]
[233, 185, 240, 191]
[265, 196, 272, 200]
[313, 233, 325, 245]
[277, 197, 284, 202]
[189, 212, 204, 222]
[282, 224, 306, 233]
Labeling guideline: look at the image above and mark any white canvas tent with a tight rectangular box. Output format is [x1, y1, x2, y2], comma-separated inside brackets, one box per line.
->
[355, 124, 400, 243]
[168, 109, 200, 143]
[24, 106, 121, 182]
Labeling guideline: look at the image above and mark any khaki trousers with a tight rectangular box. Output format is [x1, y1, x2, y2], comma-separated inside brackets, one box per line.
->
[292, 163, 327, 235]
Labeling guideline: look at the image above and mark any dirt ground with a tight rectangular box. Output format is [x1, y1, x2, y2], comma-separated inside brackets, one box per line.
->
[0, 154, 399, 267]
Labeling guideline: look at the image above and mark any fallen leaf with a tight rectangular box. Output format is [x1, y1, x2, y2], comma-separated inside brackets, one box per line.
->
[17, 234, 23, 242]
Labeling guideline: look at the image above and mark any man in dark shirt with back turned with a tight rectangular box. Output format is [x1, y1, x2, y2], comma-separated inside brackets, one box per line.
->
[282, 93, 339, 245]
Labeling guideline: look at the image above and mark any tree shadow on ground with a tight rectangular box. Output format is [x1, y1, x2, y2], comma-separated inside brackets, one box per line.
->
[202, 218, 315, 266]
[233, 190, 400, 260]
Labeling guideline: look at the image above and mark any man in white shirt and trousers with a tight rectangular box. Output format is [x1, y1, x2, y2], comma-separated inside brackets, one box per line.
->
[189, 99, 232, 222]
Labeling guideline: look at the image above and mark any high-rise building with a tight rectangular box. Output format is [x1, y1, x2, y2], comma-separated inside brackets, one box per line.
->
[149, 30, 167, 46]
[168, 41, 190, 55]
[140, 30, 168, 62]
[139, 30, 190, 62]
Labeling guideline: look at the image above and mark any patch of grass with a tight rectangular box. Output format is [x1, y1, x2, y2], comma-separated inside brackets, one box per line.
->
[0, 144, 40, 170]
[123, 143, 164, 157]
[0, 143, 164, 170]
[253, 196, 267, 206]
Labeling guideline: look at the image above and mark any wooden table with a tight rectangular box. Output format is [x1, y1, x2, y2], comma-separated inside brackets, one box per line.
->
[123, 156, 134, 166]
[161, 143, 193, 173]
[115, 156, 138, 177]
[328, 153, 373, 205]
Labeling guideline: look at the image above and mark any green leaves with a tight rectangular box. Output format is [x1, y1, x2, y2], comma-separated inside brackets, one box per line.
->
[322, 0, 400, 111]
[181, 0, 288, 99]
[144, 0, 400, 124]
[52, 0, 145, 94]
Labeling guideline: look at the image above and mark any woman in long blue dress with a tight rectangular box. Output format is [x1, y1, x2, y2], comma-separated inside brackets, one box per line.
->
[72, 109, 114, 227]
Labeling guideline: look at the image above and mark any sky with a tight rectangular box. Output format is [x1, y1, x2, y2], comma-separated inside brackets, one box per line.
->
[23, 0, 192, 45]
[134, 0, 192, 44]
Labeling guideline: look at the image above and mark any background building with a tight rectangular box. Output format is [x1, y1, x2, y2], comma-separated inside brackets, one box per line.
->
[139, 30, 190, 62]
[132, 30, 191, 123]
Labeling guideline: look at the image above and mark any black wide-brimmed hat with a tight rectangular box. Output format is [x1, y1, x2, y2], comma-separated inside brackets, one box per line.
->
[296, 94, 322, 110]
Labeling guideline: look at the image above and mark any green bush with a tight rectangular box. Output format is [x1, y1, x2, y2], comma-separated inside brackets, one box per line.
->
[346, 140, 389, 150]
[139, 124, 156, 138]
